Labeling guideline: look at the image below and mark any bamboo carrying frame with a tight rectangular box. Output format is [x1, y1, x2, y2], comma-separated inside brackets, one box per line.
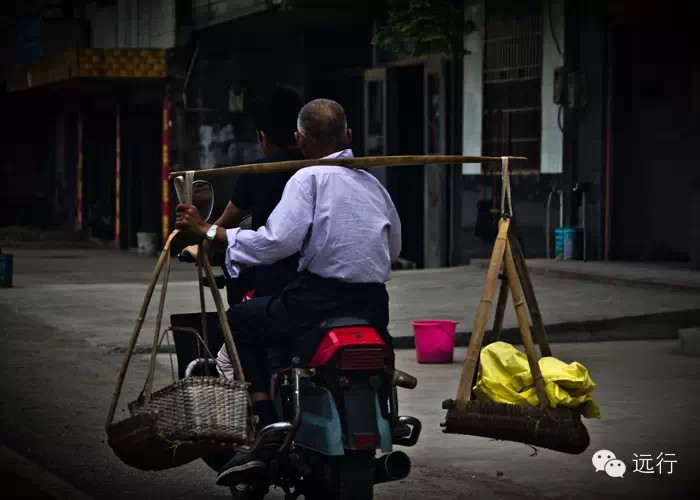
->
[105, 176, 256, 470]
[441, 160, 589, 454]
[106, 154, 556, 470]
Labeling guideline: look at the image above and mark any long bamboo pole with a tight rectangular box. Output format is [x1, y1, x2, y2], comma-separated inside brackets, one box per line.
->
[491, 275, 509, 341]
[200, 240, 245, 382]
[508, 227, 553, 357]
[105, 229, 179, 431]
[454, 218, 511, 413]
[196, 242, 210, 375]
[503, 240, 549, 408]
[169, 155, 528, 180]
[143, 251, 172, 404]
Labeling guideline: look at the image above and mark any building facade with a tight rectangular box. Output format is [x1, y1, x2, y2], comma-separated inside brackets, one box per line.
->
[460, 0, 699, 267]
[1, 0, 176, 249]
[2, 0, 698, 268]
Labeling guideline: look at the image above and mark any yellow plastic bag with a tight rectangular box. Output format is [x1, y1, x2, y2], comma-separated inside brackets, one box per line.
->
[473, 341, 600, 419]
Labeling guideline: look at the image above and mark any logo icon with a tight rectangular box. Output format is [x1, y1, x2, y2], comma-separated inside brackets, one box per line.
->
[592, 450, 625, 478]
[592, 450, 616, 472]
[605, 459, 626, 478]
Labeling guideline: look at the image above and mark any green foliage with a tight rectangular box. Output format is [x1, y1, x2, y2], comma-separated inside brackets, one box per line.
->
[372, 0, 475, 57]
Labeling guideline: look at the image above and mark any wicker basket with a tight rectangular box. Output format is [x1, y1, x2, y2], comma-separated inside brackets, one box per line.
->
[442, 399, 590, 454]
[105, 232, 254, 471]
[108, 376, 252, 471]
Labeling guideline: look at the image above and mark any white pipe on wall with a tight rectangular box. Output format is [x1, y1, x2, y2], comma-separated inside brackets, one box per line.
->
[461, 0, 484, 175]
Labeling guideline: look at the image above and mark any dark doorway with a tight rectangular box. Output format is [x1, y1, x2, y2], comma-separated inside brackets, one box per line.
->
[83, 111, 116, 241]
[121, 110, 162, 250]
[610, 16, 695, 260]
[387, 64, 425, 267]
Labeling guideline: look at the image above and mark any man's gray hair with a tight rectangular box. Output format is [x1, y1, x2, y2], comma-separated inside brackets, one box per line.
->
[297, 99, 347, 146]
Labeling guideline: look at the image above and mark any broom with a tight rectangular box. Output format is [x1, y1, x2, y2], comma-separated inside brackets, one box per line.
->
[441, 183, 590, 454]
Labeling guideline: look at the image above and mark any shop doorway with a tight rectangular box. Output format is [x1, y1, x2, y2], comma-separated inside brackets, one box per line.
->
[364, 58, 448, 268]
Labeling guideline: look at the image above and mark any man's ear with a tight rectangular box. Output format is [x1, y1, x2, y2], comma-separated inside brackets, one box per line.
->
[295, 131, 304, 149]
[257, 130, 267, 148]
[345, 128, 353, 147]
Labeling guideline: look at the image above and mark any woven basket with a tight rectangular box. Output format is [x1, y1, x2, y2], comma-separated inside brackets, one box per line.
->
[108, 376, 252, 471]
[106, 231, 254, 471]
[443, 399, 590, 454]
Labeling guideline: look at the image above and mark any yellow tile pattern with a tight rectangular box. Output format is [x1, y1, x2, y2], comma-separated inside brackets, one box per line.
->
[7, 48, 167, 91]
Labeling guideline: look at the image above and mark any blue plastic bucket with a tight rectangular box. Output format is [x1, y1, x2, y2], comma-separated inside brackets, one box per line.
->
[0, 253, 13, 288]
[554, 227, 579, 260]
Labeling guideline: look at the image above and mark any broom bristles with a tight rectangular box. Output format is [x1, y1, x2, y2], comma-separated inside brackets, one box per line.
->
[441, 399, 590, 455]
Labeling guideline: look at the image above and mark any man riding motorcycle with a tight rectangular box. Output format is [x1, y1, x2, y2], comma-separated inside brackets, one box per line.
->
[175, 98, 402, 488]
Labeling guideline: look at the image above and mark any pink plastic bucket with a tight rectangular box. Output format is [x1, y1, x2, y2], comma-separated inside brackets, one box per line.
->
[411, 320, 458, 363]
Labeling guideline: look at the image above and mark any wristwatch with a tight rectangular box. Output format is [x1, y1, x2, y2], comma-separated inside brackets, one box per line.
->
[206, 224, 218, 240]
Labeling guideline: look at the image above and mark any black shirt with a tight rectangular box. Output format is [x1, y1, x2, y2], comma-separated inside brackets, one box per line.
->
[230, 151, 303, 228]
[229, 151, 303, 297]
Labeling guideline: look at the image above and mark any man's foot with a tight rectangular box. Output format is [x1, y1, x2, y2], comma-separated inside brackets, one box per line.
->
[216, 400, 285, 487]
[216, 448, 270, 486]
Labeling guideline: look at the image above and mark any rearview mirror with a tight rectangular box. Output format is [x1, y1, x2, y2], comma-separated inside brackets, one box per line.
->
[192, 180, 215, 222]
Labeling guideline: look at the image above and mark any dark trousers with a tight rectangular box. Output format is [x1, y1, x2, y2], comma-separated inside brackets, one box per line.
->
[226, 271, 390, 393]
[223, 265, 254, 307]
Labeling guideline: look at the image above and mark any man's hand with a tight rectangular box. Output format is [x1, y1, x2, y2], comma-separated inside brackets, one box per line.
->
[175, 204, 209, 237]
[181, 243, 216, 262]
[181, 244, 199, 260]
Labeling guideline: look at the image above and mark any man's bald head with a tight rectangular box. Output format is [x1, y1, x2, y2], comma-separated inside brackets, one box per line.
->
[296, 99, 348, 149]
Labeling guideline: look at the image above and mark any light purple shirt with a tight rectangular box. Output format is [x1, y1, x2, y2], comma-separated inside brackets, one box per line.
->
[224, 149, 401, 284]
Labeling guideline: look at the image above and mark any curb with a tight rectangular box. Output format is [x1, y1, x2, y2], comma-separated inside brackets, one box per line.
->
[0, 240, 103, 250]
[472, 260, 700, 292]
[678, 327, 700, 356]
[108, 309, 700, 353]
[392, 308, 700, 349]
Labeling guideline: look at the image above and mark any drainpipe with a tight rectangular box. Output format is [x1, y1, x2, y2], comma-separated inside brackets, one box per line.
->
[603, 24, 614, 261]
[448, 49, 464, 266]
[75, 111, 84, 233]
[115, 106, 121, 247]
[562, 0, 580, 228]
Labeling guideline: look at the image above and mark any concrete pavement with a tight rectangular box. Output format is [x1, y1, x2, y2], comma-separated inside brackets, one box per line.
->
[1, 247, 700, 498]
[387, 262, 700, 346]
[390, 341, 700, 499]
[474, 258, 700, 291]
[2, 248, 700, 352]
[0, 301, 546, 499]
[2, 301, 699, 499]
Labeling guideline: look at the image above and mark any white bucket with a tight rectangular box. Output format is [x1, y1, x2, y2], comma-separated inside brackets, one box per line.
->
[136, 232, 157, 256]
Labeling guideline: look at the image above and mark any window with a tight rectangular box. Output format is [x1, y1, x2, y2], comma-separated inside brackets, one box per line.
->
[482, 0, 542, 170]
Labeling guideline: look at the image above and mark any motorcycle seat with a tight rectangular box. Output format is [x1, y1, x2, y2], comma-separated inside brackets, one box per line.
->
[316, 317, 373, 330]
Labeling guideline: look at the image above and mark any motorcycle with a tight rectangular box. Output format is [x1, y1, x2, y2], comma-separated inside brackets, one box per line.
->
[174, 181, 421, 500]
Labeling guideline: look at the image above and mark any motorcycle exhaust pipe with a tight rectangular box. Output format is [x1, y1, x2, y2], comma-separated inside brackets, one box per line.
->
[392, 369, 417, 390]
[374, 451, 411, 485]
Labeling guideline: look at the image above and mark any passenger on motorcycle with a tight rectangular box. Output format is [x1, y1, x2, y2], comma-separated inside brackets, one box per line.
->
[181, 86, 303, 306]
[183, 86, 304, 473]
